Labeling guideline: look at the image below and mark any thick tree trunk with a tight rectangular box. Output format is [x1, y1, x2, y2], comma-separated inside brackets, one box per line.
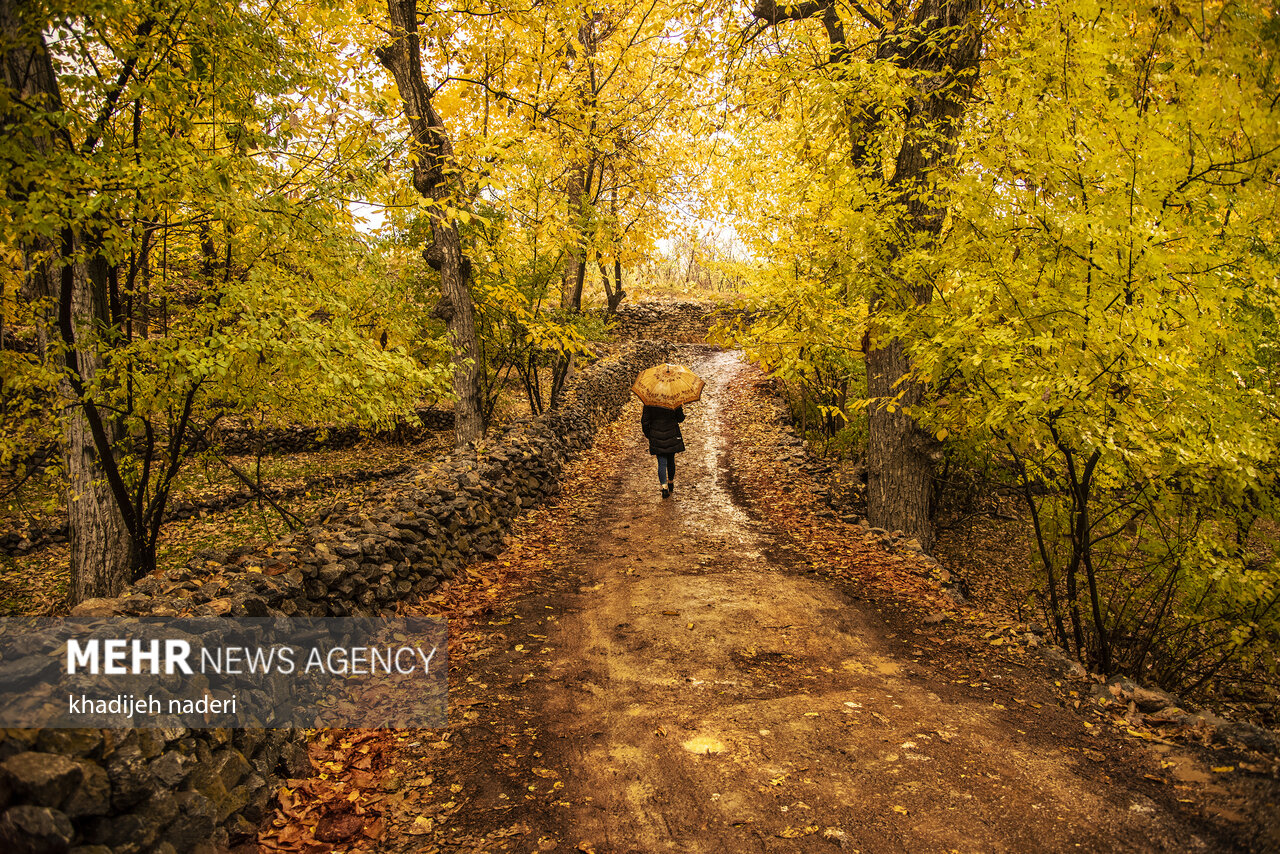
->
[865, 338, 935, 549]
[26, 234, 136, 601]
[864, 0, 979, 552]
[378, 0, 483, 447]
[426, 211, 484, 444]
[64, 388, 135, 600]
[753, 0, 980, 553]
[56, 242, 136, 600]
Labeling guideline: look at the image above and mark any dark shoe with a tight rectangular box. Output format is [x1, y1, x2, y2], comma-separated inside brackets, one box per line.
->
[661, 485, 670, 498]
[668, 481, 675, 495]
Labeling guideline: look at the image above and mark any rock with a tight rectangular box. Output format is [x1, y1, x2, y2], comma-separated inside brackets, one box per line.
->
[148, 753, 187, 789]
[315, 809, 364, 843]
[1042, 646, 1087, 679]
[0, 753, 83, 808]
[135, 730, 166, 761]
[0, 805, 74, 854]
[231, 596, 269, 617]
[0, 731, 38, 763]
[278, 742, 312, 779]
[0, 655, 61, 690]
[237, 775, 272, 823]
[143, 790, 180, 830]
[1215, 720, 1279, 753]
[85, 809, 161, 854]
[1106, 676, 1138, 697]
[233, 731, 265, 759]
[162, 792, 216, 851]
[61, 761, 109, 818]
[104, 744, 152, 810]
[223, 813, 257, 842]
[212, 749, 251, 790]
[67, 599, 123, 619]
[1130, 685, 1175, 713]
[211, 782, 250, 823]
[34, 732, 102, 760]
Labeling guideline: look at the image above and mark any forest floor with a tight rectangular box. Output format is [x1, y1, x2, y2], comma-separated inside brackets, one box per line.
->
[261, 348, 1279, 854]
[0, 440, 454, 615]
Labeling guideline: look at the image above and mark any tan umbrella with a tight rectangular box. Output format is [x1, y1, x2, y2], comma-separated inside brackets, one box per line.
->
[631, 363, 705, 409]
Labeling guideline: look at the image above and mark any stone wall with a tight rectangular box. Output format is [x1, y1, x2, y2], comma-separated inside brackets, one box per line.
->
[0, 340, 670, 854]
[201, 407, 456, 456]
[611, 300, 726, 343]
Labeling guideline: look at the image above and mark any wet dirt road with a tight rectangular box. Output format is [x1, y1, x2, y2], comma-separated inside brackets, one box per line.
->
[379, 350, 1250, 853]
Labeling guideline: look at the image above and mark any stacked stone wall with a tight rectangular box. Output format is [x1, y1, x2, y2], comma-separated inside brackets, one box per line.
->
[611, 300, 724, 343]
[202, 407, 455, 457]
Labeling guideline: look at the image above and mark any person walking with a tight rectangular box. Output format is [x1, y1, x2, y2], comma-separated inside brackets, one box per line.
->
[641, 404, 685, 498]
[631, 362, 703, 499]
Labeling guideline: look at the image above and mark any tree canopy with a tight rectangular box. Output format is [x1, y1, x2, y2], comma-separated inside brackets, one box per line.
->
[2, 0, 1277, 694]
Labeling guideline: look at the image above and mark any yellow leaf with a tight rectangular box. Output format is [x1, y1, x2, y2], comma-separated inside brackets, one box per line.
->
[777, 825, 818, 838]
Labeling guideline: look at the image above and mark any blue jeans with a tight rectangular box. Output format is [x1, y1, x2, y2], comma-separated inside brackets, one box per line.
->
[657, 454, 676, 485]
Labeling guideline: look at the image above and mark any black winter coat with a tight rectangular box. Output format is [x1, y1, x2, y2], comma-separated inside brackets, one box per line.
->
[641, 405, 685, 455]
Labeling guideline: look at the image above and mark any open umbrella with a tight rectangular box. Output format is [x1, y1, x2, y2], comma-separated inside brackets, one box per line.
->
[631, 363, 705, 409]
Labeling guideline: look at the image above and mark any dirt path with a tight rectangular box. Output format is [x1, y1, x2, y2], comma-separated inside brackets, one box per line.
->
[371, 350, 1267, 854]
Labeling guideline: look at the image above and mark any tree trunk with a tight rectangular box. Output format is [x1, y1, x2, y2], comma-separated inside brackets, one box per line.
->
[425, 211, 484, 444]
[4, 2, 135, 601]
[63, 256, 135, 600]
[865, 337, 935, 549]
[601, 258, 625, 317]
[753, 0, 981, 553]
[864, 0, 980, 552]
[601, 188, 626, 316]
[562, 165, 587, 311]
[378, 0, 483, 446]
